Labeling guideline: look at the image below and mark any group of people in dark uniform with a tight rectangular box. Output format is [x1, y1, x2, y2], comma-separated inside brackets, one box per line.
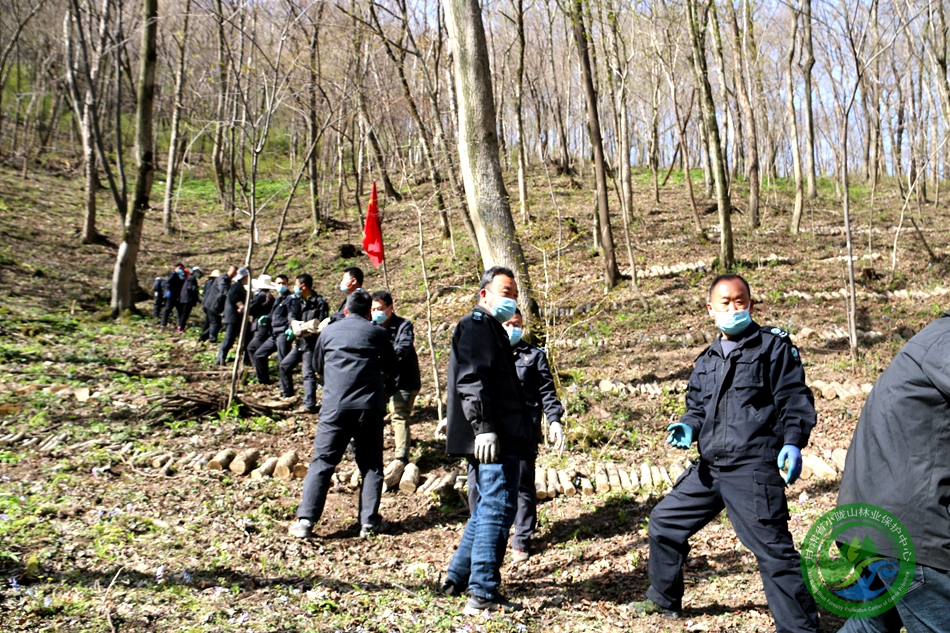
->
[152, 259, 945, 630]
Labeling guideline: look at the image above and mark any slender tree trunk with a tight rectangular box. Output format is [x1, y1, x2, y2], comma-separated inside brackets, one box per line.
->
[515, 0, 529, 225]
[732, 0, 759, 228]
[111, 0, 157, 316]
[162, 0, 192, 235]
[801, 0, 818, 199]
[443, 0, 533, 296]
[570, 0, 618, 287]
[786, 4, 805, 234]
[212, 0, 231, 226]
[686, 0, 733, 269]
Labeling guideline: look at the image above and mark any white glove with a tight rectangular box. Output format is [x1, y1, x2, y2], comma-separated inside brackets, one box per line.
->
[434, 418, 447, 441]
[290, 320, 303, 337]
[473, 432, 499, 464]
[549, 421, 564, 449]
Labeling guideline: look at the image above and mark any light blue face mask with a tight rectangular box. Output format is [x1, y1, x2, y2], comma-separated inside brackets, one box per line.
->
[488, 290, 518, 323]
[714, 308, 752, 335]
[276, 284, 288, 294]
[505, 325, 523, 346]
[371, 310, 387, 325]
[294, 286, 302, 297]
[340, 279, 350, 293]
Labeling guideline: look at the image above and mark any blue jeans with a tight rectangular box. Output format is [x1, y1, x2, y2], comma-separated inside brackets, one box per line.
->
[838, 563, 949, 633]
[467, 455, 537, 551]
[446, 454, 519, 601]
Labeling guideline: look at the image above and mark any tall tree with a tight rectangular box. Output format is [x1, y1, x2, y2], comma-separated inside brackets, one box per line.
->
[111, 0, 158, 315]
[801, 0, 818, 199]
[443, 0, 533, 293]
[161, 0, 192, 235]
[570, 0, 618, 288]
[686, 0, 733, 269]
[786, 3, 805, 234]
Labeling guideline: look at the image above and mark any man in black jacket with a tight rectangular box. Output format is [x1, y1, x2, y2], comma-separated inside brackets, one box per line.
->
[632, 274, 819, 633]
[198, 269, 221, 343]
[203, 266, 235, 344]
[835, 312, 950, 633]
[278, 274, 329, 413]
[215, 266, 249, 366]
[249, 274, 294, 385]
[161, 263, 186, 328]
[370, 290, 421, 464]
[288, 289, 396, 540]
[177, 266, 202, 333]
[467, 308, 565, 564]
[329, 266, 364, 324]
[441, 267, 532, 616]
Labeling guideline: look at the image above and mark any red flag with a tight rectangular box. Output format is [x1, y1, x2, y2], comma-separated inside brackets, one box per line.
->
[362, 181, 385, 268]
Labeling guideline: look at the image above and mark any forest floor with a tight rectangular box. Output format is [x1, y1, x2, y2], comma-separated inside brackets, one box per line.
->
[0, 161, 948, 632]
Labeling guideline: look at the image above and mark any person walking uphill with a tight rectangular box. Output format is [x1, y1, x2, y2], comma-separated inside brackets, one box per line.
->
[198, 269, 221, 343]
[215, 266, 249, 366]
[278, 274, 329, 414]
[631, 274, 819, 632]
[287, 289, 397, 540]
[440, 267, 533, 616]
[177, 266, 202, 333]
[161, 263, 186, 328]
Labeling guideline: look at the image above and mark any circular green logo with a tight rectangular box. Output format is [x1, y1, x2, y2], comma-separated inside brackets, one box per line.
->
[801, 504, 915, 618]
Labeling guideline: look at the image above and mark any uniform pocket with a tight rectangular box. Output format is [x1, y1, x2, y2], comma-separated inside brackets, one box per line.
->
[753, 469, 789, 522]
[733, 358, 764, 389]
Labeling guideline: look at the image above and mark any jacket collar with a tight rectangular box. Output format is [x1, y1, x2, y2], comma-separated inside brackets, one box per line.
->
[709, 319, 761, 358]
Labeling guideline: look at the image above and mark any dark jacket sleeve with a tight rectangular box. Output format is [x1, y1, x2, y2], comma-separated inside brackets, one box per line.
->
[312, 332, 325, 376]
[212, 277, 229, 314]
[393, 319, 415, 361]
[679, 357, 708, 436]
[376, 328, 399, 381]
[287, 296, 302, 321]
[535, 350, 564, 424]
[921, 331, 950, 400]
[770, 339, 816, 448]
[454, 320, 497, 436]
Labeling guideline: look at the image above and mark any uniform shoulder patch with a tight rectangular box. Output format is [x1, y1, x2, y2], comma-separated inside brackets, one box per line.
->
[766, 326, 789, 338]
[472, 310, 483, 321]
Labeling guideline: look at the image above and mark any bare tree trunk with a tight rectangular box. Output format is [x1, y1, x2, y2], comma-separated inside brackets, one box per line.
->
[161, 0, 192, 235]
[212, 0, 231, 226]
[686, 0, 733, 269]
[786, 4, 805, 234]
[570, 0, 618, 288]
[801, 0, 818, 199]
[443, 0, 533, 297]
[515, 0, 529, 225]
[111, 0, 157, 316]
[731, 0, 759, 228]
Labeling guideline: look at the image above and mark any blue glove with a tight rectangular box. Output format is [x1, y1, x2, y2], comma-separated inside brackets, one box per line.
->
[777, 445, 803, 485]
[285, 328, 295, 342]
[666, 423, 694, 449]
[165, 290, 172, 298]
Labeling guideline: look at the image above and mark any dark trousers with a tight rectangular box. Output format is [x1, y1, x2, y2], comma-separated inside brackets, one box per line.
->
[153, 293, 164, 318]
[215, 320, 243, 366]
[161, 299, 181, 328]
[296, 408, 384, 526]
[279, 345, 316, 407]
[199, 309, 222, 343]
[250, 333, 291, 385]
[646, 460, 819, 633]
[177, 302, 195, 331]
[467, 454, 537, 551]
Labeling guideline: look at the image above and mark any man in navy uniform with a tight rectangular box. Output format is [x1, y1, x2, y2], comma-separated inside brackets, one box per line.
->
[467, 308, 564, 564]
[632, 274, 819, 633]
[249, 274, 294, 385]
[215, 266, 249, 366]
[370, 290, 421, 464]
[279, 273, 329, 414]
[440, 266, 533, 616]
[287, 289, 396, 539]
[330, 266, 364, 324]
[161, 263, 186, 328]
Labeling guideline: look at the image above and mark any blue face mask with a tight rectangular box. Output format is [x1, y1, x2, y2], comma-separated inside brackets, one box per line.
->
[340, 279, 350, 293]
[294, 286, 302, 297]
[487, 290, 518, 323]
[276, 284, 288, 294]
[714, 308, 752, 335]
[177, 270, 185, 278]
[505, 325, 523, 346]
[371, 310, 388, 325]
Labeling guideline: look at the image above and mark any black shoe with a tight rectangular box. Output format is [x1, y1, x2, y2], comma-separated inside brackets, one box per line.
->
[629, 598, 681, 619]
[439, 578, 464, 596]
[294, 405, 318, 415]
[359, 520, 390, 538]
[462, 594, 523, 615]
